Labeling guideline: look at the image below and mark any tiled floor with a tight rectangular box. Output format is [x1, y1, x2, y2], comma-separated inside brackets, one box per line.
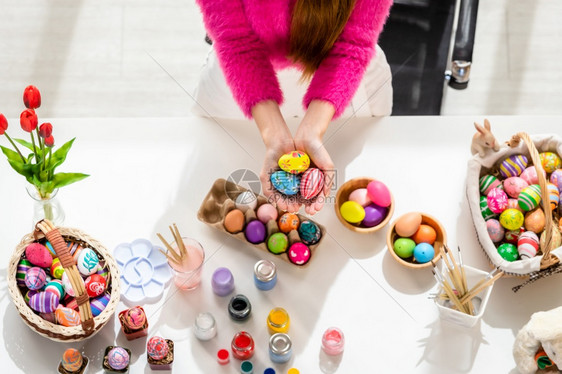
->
[0, 0, 560, 118]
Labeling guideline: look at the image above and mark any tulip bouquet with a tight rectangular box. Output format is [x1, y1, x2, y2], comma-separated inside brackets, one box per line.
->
[0, 86, 88, 213]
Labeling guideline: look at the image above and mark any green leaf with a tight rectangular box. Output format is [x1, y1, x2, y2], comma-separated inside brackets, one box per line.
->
[13, 138, 35, 152]
[50, 138, 75, 171]
[1, 145, 24, 164]
[52, 172, 89, 189]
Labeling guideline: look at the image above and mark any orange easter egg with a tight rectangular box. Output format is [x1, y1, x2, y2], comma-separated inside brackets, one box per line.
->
[411, 224, 437, 245]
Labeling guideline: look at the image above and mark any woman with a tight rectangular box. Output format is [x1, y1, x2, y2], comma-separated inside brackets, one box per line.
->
[194, 0, 394, 214]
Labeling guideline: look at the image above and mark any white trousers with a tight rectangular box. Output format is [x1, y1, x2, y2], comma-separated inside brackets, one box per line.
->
[191, 45, 393, 119]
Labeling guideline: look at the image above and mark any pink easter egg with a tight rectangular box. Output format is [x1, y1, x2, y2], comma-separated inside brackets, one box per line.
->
[366, 180, 391, 208]
[256, 204, 278, 224]
[300, 168, 324, 200]
[486, 219, 505, 242]
[25, 243, 53, 268]
[507, 198, 523, 212]
[25, 267, 47, 290]
[348, 188, 372, 207]
[503, 177, 529, 198]
[521, 166, 546, 185]
[486, 188, 508, 214]
[287, 243, 311, 266]
[517, 231, 539, 259]
[147, 336, 169, 360]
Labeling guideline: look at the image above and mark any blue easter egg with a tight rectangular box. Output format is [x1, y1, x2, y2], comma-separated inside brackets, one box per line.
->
[270, 170, 301, 196]
[413, 243, 435, 263]
[297, 220, 322, 245]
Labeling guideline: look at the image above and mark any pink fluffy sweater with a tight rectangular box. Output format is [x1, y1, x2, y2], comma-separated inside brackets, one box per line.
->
[196, 0, 393, 118]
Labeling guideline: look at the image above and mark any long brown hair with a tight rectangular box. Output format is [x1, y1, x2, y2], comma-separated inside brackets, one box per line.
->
[289, 0, 357, 78]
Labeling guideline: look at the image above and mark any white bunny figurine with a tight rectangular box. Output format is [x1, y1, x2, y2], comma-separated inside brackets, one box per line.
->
[471, 118, 500, 157]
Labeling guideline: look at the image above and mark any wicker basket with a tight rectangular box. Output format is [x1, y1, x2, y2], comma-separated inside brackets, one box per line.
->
[467, 132, 562, 281]
[7, 220, 120, 342]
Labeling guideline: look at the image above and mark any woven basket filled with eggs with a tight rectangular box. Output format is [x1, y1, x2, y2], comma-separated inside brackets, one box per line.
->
[467, 132, 562, 278]
[7, 220, 120, 342]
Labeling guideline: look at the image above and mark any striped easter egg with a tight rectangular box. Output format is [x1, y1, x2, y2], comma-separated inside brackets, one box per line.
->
[518, 184, 541, 211]
[550, 169, 562, 192]
[90, 292, 111, 317]
[25, 267, 47, 290]
[479, 175, 501, 195]
[500, 155, 528, 178]
[44, 279, 65, 300]
[300, 168, 324, 199]
[480, 196, 497, 220]
[539, 152, 562, 173]
[45, 241, 56, 257]
[499, 208, 524, 231]
[487, 188, 508, 214]
[29, 291, 59, 313]
[16, 258, 32, 287]
[56, 306, 81, 326]
[545, 183, 560, 211]
[517, 231, 539, 259]
[50, 257, 64, 279]
[96, 266, 109, 282]
[25, 290, 38, 305]
[68, 241, 83, 264]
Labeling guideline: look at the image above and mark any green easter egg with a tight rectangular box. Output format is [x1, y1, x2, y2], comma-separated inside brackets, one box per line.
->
[340, 201, 366, 224]
[267, 232, 289, 254]
[393, 238, 416, 259]
[497, 243, 518, 262]
[480, 196, 496, 220]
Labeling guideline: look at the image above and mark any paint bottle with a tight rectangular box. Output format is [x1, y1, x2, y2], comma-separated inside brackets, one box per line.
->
[212, 267, 235, 296]
[231, 331, 255, 360]
[240, 360, 254, 374]
[217, 349, 230, 365]
[193, 312, 217, 341]
[321, 327, 345, 356]
[253, 260, 277, 290]
[267, 307, 290, 334]
[228, 294, 252, 321]
[269, 333, 292, 364]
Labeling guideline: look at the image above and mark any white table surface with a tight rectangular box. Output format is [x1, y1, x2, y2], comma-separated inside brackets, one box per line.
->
[1, 115, 562, 374]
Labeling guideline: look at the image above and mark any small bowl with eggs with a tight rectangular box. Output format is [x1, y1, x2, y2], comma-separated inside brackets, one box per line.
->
[335, 177, 395, 233]
[386, 212, 445, 269]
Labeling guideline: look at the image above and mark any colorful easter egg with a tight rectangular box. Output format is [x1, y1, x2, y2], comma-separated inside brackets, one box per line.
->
[497, 243, 519, 262]
[393, 238, 416, 258]
[486, 219, 505, 242]
[65, 297, 79, 311]
[44, 279, 65, 300]
[504, 227, 525, 244]
[90, 292, 111, 317]
[25, 290, 38, 305]
[479, 175, 502, 195]
[224, 209, 245, 234]
[507, 198, 523, 211]
[541, 226, 562, 251]
[366, 180, 392, 208]
[77, 247, 100, 276]
[25, 267, 47, 290]
[525, 209, 546, 233]
[68, 241, 83, 264]
[267, 232, 289, 254]
[297, 220, 322, 245]
[412, 224, 437, 245]
[278, 151, 310, 174]
[521, 166, 545, 185]
[16, 258, 32, 287]
[45, 241, 56, 257]
[62, 348, 83, 372]
[545, 183, 560, 210]
[62, 271, 80, 297]
[550, 169, 562, 192]
[348, 188, 372, 207]
[395, 212, 422, 237]
[413, 243, 435, 263]
[517, 231, 539, 259]
[362, 203, 388, 228]
[85, 274, 107, 298]
[235, 191, 258, 212]
[244, 220, 267, 244]
[56, 306, 81, 326]
[539, 152, 562, 173]
[257, 203, 278, 224]
[340, 201, 365, 224]
[147, 336, 169, 360]
[503, 177, 529, 198]
[29, 291, 59, 313]
[480, 196, 497, 220]
[124, 306, 147, 330]
[500, 155, 528, 178]
[96, 266, 109, 282]
[270, 170, 301, 195]
[287, 243, 311, 266]
[107, 347, 130, 370]
[40, 312, 57, 323]
[278, 212, 300, 233]
[499, 208, 524, 230]
[487, 188, 508, 214]
[25, 243, 53, 268]
[300, 168, 324, 199]
[50, 257, 64, 279]
[518, 184, 541, 211]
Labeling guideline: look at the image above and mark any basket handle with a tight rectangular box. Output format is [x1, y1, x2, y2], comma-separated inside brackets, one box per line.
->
[35, 219, 95, 333]
[507, 133, 559, 269]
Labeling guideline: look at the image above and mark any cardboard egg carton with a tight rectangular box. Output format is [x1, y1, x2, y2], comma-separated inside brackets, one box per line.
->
[197, 178, 326, 267]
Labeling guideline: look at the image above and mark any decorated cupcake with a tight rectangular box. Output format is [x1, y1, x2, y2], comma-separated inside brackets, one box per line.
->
[147, 336, 174, 370]
[118, 306, 148, 340]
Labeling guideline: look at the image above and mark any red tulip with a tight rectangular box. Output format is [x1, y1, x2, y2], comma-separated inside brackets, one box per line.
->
[23, 85, 41, 109]
[0, 113, 7, 135]
[39, 122, 53, 138]
[20, 109, 38, 132]
[45, 135, 55, 147]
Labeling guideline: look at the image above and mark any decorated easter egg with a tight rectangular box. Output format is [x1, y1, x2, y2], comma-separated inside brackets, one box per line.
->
[348, 188, 372, 207]
[257, 204, 278, 224]
[507, 198, 523, 211]
[499, 154, 528, 178]
[503, 177, 529, 198]
[539, 152, 562, 173]
[245, 220, 267, 244]
[497, 243, 518, 262]
[278, 151, 310, 174]
[278, 212, 300, 233]
[504, 227, 525, 244]
[486, 219, 505, 242]
[65, 297, 79, 311]
[270, 170, 301, 195]
[147, 336, 169, 360]
[411, 224, 437, 245]
[25, 290, 38, 305]
[479, 175, 502, 195]
[298, 220, 322, 245]
[499, 209, 524, 230]
[395, 212, 422, 237]
[50, 257, 64, 279]
[518, 184, 541, 211]
[16, 258, 32, 287]
[517, 231, 540, 259]
[267, 232, 289, 254]
[545, 183, 560, 210]
[487, 188, 508, 214]
[40, 312, 57, 323]
[393, 238, 416, 259]
[90, 292, 111, 317]
[480, 196, 497, 220]
[68, 241, 83, 264]
[235, 191, 258, 212]
[224, 209, 245, 234]
[550, 169, 562, 192]
[45, 241, 56, 257]
[541, 226, 562, 251]
[287, 243, 311, 266]
[62, 348, 83, 372]
[25, 243, 53, 268]
[107, 347, 130, 370]
[77, 247, 100, 276]
[29, 291, 59, 313]
[300, 168, 324, 199]
[340, 201, 365, 224]
[362, 203, 388, 228]
[42, 274, 53, 290]
[124, 306, 147, 330]
[44, 279, 65, 299]
[56, 306, 81, 326]
[62, 271, 81, 297]
[521, 166, 545, 185]
[96, 266, 109, 282]
[85, 274, 107, 298]
[25, 267, 47, 290]
[525, 209, 546, 233]
[413, 243, 435, 263]
[366, 180, 392, 208]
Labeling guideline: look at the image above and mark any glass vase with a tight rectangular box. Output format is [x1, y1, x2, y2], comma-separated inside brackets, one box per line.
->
[26, 184, 65, 226]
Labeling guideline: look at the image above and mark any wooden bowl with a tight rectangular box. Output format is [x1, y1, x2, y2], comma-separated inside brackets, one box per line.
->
[335, 177, 394, 233]
[386, 213, 445, 269]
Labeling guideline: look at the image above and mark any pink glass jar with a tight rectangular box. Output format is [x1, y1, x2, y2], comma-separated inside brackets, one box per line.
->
[321, 327, 345, 356]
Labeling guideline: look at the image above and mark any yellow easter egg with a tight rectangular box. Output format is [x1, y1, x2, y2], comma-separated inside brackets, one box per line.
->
[499, 209, 524, 231]
[278, 151, 310, 174]
[340, 201, 366, 224]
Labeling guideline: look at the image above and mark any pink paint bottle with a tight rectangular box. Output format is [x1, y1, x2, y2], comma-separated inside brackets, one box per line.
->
[321, 327, 345, 356]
